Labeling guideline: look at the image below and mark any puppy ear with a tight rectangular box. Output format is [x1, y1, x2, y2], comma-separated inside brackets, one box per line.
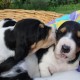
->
[4, 29, 16, 50]
[60, 27, 66, 33]
[14, 36, 30, 61]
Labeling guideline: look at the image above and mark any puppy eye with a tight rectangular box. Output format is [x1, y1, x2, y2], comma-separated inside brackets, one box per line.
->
[77, 31, 80, 38]
[60, 27, 67, 33]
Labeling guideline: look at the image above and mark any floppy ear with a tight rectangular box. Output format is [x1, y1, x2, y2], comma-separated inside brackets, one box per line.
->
[4, 29, 16, 50]
[14, 35, 30, 61]
[5, 27, 29, 62]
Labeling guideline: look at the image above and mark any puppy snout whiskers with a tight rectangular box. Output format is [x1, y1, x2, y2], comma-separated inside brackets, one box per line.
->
[61, 44, 70, 53]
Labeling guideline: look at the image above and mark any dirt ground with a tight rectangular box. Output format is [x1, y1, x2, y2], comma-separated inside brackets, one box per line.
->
[0, 9, 63, 23]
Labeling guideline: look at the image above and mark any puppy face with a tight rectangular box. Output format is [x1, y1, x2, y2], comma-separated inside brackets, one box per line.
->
[14, 19, 55, 54]
[55, 21, 80, 62]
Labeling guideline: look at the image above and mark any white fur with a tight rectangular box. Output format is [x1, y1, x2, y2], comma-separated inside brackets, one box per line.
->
[39, 46, 79, 77]
[0, 20, 6, 28]
[1, 54, 40, 78]
[0, 27, 15, 63]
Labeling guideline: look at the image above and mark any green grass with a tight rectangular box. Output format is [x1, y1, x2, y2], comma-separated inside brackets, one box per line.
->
[48, 3, 80, 14]
[10, 2, 80, 14]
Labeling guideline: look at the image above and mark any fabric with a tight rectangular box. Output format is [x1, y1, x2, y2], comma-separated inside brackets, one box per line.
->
[35, 70, 80, 80]
[47, 10, 80, 29]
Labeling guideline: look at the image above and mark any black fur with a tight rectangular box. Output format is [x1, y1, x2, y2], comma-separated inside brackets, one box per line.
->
[0, 19, 51, 74]
[4, 18, 14, 21]
[4, 29, 16, 50]
[0, 72, 32, 80]
[68, 51, 80, 63]
[3, 18, 16, 27]
[35, 48, 48, 63]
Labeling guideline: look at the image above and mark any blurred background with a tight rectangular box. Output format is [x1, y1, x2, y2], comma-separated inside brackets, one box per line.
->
[0, 0, 80, 14]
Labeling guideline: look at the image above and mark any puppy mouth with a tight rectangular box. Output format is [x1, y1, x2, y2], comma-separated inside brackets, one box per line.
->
[60, 53, 68, 58]
[56, 52, 68, 59]
[60, 51, 68, 59]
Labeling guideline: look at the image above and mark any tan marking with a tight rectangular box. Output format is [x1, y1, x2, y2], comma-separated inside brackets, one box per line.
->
[31, 43, 36, 49]
[30, 29, 55, 54]
[30, 40, 44, 54]
[39, 23, 44, 28]
[77, 31, 80, 38]
[60, 27, 66, 33]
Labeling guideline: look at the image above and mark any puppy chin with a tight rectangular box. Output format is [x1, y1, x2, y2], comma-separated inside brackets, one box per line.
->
[55, 52, 76, 62]
[55, 54, 68, 62]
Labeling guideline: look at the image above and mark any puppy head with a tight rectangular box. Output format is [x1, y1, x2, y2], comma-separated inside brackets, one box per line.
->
[55, 21, 80, 62]
[14, 18, 55, 54]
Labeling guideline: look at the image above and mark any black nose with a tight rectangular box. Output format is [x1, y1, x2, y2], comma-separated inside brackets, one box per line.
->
[61, 44, 70, 53]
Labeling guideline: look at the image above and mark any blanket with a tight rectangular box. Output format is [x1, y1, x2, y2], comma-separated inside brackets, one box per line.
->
[47, 10, 80, 29]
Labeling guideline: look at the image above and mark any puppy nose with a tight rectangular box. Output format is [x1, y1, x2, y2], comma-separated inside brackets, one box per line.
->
[62, 44, 70, 53]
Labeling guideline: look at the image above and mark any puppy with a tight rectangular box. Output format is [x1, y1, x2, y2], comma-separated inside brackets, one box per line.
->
[0, 18, 56, 80]
[0, 18, 16, 28]
[36, 21, 80, 77]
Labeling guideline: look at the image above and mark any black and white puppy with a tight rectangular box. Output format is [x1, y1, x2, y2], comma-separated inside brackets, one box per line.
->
[36, 21, 80, 77]
[0, 18, 56, 80]
[1, 21, 80, 79]
[0, 18, 16, 28]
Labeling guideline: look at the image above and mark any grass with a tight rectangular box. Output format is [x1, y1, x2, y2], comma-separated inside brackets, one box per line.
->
[48, 3, 80, 14]
[9, 2, 80, 14]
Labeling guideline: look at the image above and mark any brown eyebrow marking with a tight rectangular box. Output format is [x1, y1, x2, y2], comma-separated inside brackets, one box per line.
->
[39, 23, 44, 28]
[77, 31, 80, 38]
[60, 27, 66, 33]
